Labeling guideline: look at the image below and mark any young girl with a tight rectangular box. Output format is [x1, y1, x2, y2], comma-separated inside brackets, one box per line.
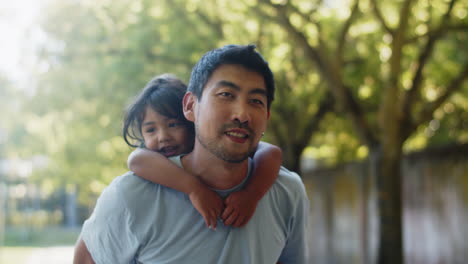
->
[122, 74, 282, 230]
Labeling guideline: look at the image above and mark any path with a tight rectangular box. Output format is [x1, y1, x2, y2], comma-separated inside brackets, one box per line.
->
[25, 246, 74, 264]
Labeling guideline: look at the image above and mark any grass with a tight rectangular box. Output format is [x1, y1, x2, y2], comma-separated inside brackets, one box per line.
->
[0, 226, 79, 264]
[2, 226, 80, 247]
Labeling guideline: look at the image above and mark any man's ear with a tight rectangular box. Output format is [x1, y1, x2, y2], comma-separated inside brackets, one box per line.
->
[183, 92, 196, 122]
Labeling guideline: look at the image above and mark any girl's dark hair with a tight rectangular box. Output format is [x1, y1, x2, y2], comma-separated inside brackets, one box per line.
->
[123, 74, 194, 148]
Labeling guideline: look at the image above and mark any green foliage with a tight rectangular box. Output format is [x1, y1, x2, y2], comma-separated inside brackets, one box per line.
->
[4, 0, 467, 210]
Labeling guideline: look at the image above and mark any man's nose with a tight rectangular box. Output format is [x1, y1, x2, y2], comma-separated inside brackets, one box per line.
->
[232, 101, 251, 124]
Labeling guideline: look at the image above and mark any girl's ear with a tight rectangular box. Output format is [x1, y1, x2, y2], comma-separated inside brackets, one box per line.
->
[183, 92, 196, 122]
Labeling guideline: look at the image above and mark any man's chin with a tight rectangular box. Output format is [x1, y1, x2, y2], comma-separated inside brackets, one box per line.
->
[218, 152, 250, 163]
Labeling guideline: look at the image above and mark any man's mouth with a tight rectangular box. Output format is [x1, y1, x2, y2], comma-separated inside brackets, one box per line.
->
[159, 146, 179, 157]
[225, 131, 249, 139]
[224, 129, 249, 143]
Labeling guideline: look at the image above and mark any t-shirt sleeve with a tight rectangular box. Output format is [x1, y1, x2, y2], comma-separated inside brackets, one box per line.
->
[278, 172, 310, 264]
[81, 180, 140, 263]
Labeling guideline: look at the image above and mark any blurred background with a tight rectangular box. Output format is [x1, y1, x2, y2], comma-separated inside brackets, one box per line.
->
[0, 0, 467, 263]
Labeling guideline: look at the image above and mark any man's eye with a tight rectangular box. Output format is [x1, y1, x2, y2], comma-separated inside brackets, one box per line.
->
[218, 92, 233, 98]
[251, 99, 265, 106]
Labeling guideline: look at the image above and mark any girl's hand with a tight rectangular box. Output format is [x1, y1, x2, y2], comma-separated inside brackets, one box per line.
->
[222, 190, 260, 227]
[188, 186, 224, 230]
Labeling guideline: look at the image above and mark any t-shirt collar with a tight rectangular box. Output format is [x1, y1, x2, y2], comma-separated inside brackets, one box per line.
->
[170, 155, 253, 198]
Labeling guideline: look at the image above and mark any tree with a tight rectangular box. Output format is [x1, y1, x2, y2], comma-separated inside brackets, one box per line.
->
[153, 0, 335, 172]
[252, 0, 468, 263]
[13, 0, 467, 261]
[25, 0, 331, 202]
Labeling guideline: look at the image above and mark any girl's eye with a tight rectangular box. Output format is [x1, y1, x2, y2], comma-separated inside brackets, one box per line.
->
[168, 122, 182, 128]
[145, 128, 156, 133]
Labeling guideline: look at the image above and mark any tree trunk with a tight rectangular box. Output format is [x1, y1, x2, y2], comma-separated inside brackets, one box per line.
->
[65, 185, 78, 228]
[0, 179, 5, 247]
[282, 143, 305, 174]
[370, 145, 404, 264]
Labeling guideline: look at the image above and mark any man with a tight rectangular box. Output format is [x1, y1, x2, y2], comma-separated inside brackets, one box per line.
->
[74, 44, 309, 263]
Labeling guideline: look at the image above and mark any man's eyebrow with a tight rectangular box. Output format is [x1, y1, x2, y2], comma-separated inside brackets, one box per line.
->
[250, 88, 267, 97]
[215, 80, 241, 91]
[216, 80, 267, 97]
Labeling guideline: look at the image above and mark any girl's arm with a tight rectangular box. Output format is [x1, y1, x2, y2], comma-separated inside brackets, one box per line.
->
[222, 141, 282, 227]
[128, 148, 223, 229]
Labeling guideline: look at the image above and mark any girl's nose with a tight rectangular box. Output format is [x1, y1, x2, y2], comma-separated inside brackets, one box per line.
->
[158, 129, 172, 143]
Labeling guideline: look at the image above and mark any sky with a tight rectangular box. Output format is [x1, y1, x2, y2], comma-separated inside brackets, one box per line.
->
[0, 0, 45, 86]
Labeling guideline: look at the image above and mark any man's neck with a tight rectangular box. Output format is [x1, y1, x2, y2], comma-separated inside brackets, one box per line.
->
[181, 148, 249, 190]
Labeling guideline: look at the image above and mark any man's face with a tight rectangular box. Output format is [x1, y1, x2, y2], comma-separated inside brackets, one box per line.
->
[184, 64, 270, 163]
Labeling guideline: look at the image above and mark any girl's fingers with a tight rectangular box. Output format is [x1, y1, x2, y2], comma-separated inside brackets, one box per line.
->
[203, 214, 211, 228]
[214, 207, 222, 217]
[211, 211, 218, 230]
[223, 211, 239, 226]
[221, 206, 234, 220]
[233, 216, 244, 227]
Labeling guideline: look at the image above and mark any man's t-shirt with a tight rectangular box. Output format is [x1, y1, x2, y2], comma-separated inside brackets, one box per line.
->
[81, 157, 309, 263]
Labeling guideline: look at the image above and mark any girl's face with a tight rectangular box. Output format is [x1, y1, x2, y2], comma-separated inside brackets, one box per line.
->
[141, 106, 193, 157]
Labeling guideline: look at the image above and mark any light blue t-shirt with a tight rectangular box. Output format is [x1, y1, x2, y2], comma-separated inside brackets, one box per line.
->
[81, 157, 309, 264]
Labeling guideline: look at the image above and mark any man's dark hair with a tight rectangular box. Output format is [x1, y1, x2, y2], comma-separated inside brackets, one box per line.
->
[187, 44, 275, 109]
[123, 74, 194, 148]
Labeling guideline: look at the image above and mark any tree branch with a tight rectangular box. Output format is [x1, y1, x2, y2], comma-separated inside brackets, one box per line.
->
[170, 0, 224, 40]
[343, 85, 379, 146]
[254, 0, 279, 22]
[380, 0, 416, 139]
[401, 33, 438, 130]
[285, 1, 312, 24]
[442, 0, 458, 21]
[272, 1, 377, 146]
[274, 4, 328, 78]
[370, 0, 394, 35]
[193, 10, 224, 40]
[405, 23, 468, 43]
[407, 0, 463, 44]
[398, 0, 416, 30]
[298, 92, 334, 150]
[415, 65, 468, 131]
[269, 73, 293, 148]
[391, 0, 415, 66]
[401, 0, 462, 138]
[337, 0, 360, 67]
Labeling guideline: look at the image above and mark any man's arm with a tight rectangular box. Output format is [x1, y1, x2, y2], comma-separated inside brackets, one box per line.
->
[75, 175, 141, 263]
[74, 237, 95, 264]
[277, 170, 310, 264]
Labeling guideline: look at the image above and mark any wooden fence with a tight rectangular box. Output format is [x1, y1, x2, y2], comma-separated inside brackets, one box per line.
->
[302, 144, 468, 264]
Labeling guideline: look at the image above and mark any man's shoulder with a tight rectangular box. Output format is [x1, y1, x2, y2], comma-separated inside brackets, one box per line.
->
[274, 166, 308, 201]
[101, 172, 163, 207]
[277, 166, 305, 188]
[109, 171, 153, 192]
